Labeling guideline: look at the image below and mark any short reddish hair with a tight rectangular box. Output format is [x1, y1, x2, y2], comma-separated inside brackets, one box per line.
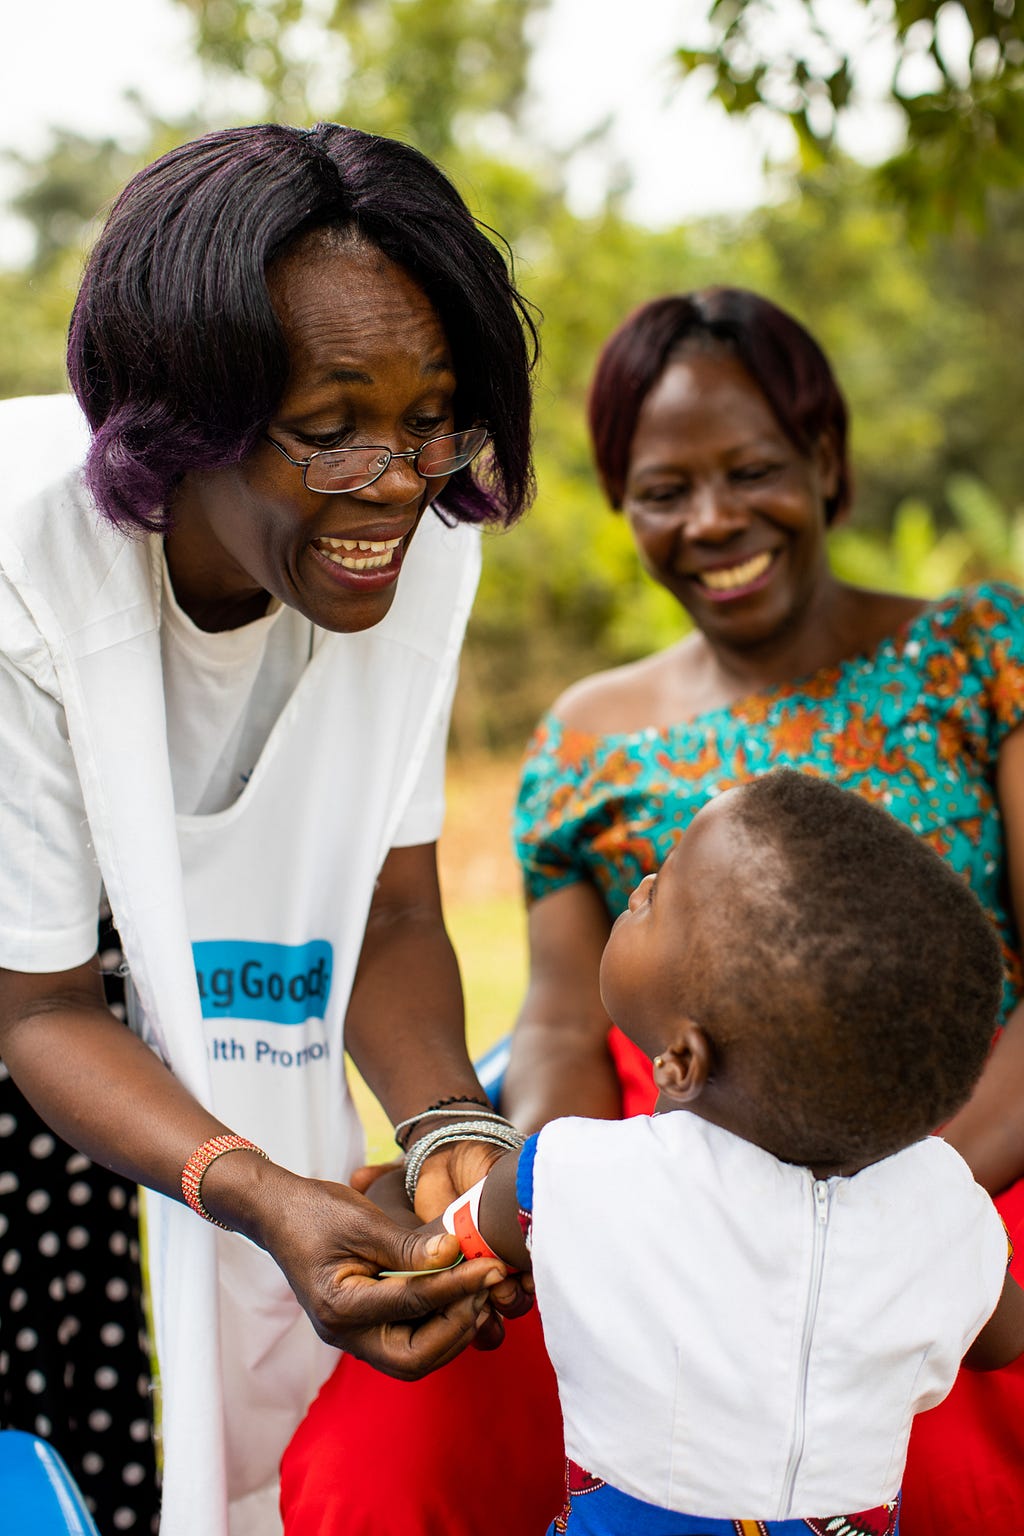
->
[587, 287, 851, 522]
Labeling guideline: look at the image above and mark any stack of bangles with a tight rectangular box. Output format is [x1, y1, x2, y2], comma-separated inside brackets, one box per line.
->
[395, 1096, 525, 1206]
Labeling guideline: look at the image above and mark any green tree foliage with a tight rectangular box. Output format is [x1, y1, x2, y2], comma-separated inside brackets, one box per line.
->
[0, 0, 545, 396]
[0, 131, 140, 397]
[458, 161, 1024, 747]
[2, 0, 1022, 749]
[176, 0, 548, 159]
[676, 0, 1024, 227]
[0, 118, 206, 397]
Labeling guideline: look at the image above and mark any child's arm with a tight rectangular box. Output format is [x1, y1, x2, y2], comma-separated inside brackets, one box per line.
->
[362, 1152, 532, 1271]
[476, 1151, 532, 1271]
[962, 1274, 1024, 1370]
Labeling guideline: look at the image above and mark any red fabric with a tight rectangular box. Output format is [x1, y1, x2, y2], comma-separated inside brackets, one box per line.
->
[607, 1025, 657, 1119]
[280, 1036, 648, 1536]
[896, 1176, 1024, 1531]
[280, 1307, 565, 1536]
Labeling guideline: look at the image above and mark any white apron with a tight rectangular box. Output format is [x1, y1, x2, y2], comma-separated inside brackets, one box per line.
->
[0, 407, 481, 1536]
[175, 582, 467, 1531]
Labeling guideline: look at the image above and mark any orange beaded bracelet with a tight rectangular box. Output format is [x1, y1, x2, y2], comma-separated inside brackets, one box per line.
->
[180, 1133, 269, 1230]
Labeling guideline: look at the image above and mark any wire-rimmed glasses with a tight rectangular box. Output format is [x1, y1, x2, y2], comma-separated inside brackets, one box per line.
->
[265, 425, 490, 494]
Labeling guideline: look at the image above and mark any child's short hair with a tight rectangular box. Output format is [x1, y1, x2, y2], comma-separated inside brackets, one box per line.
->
[706, 770, 1003, 1167]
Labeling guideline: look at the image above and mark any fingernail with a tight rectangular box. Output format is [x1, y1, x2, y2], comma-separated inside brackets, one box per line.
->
[483, 1267, 505, 1287]
[424, 1234, 448, 1260]
[473, 1293, 491, 1313]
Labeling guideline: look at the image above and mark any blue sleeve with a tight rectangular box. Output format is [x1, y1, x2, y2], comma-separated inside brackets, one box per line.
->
[516, 1132, 540, 1214]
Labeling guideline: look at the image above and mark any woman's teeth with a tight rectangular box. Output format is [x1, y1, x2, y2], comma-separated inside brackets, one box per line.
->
[316, 535, 402, 571]
[698, 550, 773, 592]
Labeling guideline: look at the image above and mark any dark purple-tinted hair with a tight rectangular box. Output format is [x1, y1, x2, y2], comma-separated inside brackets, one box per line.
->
[587, 287, 851, 522]
[67, 123, 538, 533]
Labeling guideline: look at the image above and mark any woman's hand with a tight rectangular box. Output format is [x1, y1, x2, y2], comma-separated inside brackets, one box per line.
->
[349, 1144, 513, 1223]
[233, 1160, 506, 1379]
[351, 1148, 525, 1345]
[350, 1160, 426, 1229]
[412, 1138, 508, 1221]
[0, 957, 509, 1379]
[355, 1141, 533, 1323]
[413, 1140, 534, 1322]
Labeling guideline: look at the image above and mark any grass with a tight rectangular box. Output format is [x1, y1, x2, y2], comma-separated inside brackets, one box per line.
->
[347, 756, 528, 1163]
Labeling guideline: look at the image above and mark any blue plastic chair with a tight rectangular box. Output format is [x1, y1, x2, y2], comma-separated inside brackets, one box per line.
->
[0, 1429, 99, 1535]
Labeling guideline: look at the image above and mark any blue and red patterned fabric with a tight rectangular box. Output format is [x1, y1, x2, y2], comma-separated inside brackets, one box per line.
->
[548, 1462, 899, 1536]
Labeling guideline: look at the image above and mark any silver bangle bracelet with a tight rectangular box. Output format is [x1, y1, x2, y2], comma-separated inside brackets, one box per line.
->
[403, 1118, 524, 1205]
[393, 1104, 506, 1147]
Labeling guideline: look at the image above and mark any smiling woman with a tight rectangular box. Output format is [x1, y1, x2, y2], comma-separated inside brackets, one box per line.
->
[0, 122, 542, 1536]
[503, 286, 1024, 1534]
[164, 237, 471, 633]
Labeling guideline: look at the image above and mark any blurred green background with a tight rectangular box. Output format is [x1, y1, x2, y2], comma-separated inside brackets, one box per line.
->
[3, 0, 1023, 1154]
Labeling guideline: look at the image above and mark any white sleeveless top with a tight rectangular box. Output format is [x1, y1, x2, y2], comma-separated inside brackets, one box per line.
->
[526, 1112, 1007, 1520]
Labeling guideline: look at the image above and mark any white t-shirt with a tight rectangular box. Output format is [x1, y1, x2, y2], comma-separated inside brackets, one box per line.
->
[0, 546, 448, 973]
[523, 1112, 1008, 1521]
[160, 564, 304, 816]
[0, 395, 481, 1536]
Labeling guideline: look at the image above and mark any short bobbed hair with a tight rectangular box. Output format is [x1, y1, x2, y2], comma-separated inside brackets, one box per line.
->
[68, 123, 538, 533]
[587, 287, 851, 522]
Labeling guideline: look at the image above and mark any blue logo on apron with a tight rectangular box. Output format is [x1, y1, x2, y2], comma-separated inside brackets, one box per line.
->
[193, 940, 333, 1024]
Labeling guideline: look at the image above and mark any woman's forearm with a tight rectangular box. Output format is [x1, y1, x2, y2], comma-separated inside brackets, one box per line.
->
[344, 912, 483, 1123]
[0, 966, 295, 1240]
[943, 1000, 1024, 1195]
[0, 960, 504, 1369]
[1, 970, 226, 1192]
[502, 881, 621, 1134]
[947, 729, 1024, 1194]
[502, 1015, 621, 1135]
[343, 843, 484, 1129]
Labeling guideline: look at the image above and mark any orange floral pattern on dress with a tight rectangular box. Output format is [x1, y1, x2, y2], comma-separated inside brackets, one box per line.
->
[515, 583, 1024, 1020]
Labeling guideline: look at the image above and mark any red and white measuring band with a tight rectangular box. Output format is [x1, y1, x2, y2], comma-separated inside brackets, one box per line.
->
[442, 1176, 503, 1263]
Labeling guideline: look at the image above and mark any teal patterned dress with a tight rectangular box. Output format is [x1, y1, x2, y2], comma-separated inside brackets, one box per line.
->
[513, 581, 1024, 1536]
[514, 582, 1024, 1110]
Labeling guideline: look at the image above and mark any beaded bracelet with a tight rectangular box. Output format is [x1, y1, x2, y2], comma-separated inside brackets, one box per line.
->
[181, 1133, 269, 1230]
[403, 1118, 524, 1205]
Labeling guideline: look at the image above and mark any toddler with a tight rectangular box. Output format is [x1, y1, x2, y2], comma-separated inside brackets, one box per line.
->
[441, 770, 1024, 1534]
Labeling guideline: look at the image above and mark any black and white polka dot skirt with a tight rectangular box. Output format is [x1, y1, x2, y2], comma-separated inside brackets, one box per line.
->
[0, 917, 160, 1532]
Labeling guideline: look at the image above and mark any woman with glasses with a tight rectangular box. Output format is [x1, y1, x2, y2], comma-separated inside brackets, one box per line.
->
[504, 288, 1024, 1534]
[0, 122, 560, 1536]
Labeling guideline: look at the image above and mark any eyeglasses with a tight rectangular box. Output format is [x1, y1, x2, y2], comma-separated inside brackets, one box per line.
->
[264, 425, 491, 495]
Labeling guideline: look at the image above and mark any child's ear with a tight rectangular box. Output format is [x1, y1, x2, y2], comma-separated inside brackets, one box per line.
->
[653, 1021, 713, 1105]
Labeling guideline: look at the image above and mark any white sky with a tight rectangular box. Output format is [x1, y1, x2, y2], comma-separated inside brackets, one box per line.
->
[0, 0, 908, 263]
